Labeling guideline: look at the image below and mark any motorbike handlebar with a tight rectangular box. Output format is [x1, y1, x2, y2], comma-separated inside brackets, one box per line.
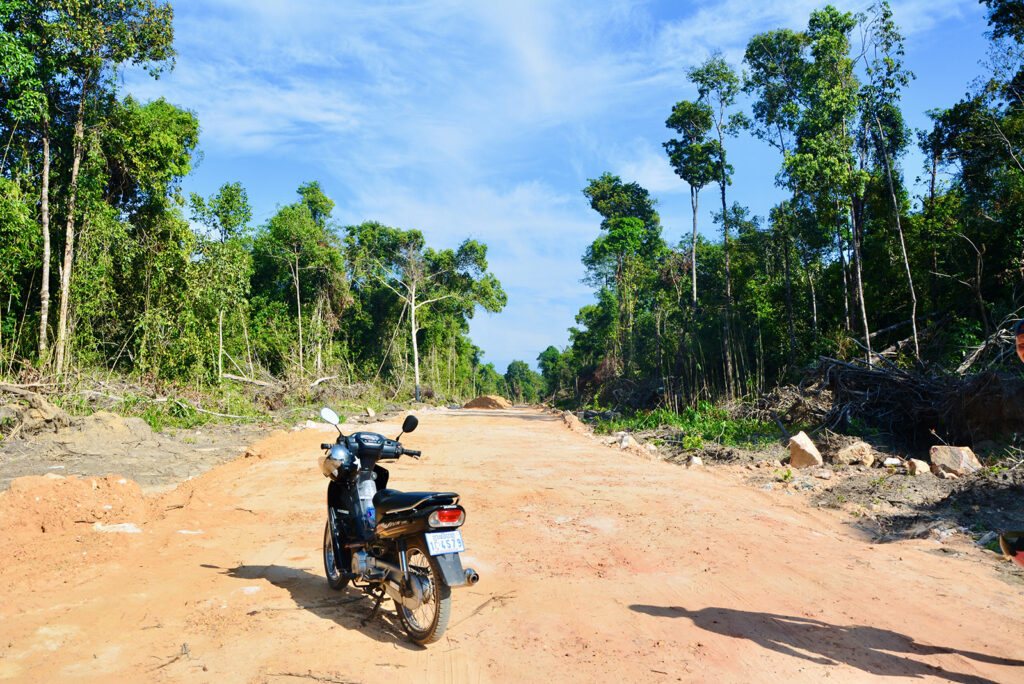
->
[403, 448, 421, 458]
[320, 443, 334, 450]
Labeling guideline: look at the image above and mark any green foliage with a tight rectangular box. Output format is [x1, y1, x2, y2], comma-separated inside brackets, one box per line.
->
[594, 403, 774, 448]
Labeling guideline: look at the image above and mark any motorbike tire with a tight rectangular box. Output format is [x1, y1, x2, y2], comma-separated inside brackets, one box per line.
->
[396, 538, 451, 645]
[323, 520, 350, 591]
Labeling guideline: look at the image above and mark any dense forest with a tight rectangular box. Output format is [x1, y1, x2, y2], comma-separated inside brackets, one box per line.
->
[0, 0, 515, 404]
[2, 1, 1024, 413]
[536, 1, 1024, 410]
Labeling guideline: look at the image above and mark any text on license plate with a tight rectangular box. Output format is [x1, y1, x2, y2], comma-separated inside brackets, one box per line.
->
[425, 531, 465, 555]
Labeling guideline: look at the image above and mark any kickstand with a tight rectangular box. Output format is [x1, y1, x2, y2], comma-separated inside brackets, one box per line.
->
[361, 587, 386, 627]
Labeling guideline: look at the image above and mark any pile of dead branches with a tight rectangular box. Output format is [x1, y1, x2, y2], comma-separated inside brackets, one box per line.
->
[811, 357, 1024, 450]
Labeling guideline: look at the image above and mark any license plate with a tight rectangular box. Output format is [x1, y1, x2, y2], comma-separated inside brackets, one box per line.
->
[425, 530, 465, 555]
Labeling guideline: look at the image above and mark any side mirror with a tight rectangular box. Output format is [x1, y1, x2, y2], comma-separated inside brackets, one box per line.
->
[402, 415, 418, 433]
[320, 407, 341, 425]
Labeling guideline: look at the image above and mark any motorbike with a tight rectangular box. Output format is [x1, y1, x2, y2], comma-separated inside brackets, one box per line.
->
[316, 407, 478, 645]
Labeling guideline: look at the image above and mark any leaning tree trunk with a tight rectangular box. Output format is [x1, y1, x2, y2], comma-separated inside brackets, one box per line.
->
[54, 93, 87, 376]
[38, 126, 51, 359]
[875, 119, 919, 357]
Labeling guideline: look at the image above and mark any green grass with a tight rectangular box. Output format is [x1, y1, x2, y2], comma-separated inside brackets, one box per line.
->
[592, 401, 775, 449]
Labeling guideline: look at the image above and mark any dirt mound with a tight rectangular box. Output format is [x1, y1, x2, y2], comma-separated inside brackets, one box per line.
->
[560, 411, 587, 433]
[0, 473, 152, 536]
[463, 395, 511, 409]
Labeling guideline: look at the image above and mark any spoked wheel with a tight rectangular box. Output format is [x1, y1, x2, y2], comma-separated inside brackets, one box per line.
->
[396, 538, 451, 645]
[323, 520, 350, 591]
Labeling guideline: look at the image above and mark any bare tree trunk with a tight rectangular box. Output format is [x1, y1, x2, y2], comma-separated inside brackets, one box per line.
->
[292, 256, 303, 376]
[782, 220, 796, 365]
[54, 91, 88, 375]
[218, 309, 224, 381]
[38, 128, 51, 359]
[836, 204, 851, 331]
[850, 203, 872, 360]
[873, 118, 919, 357]
[411, 282, 421, 402]
[690, 186, 699, 305]
[802, 248, 819, 348]
[719, 168, 734, 400]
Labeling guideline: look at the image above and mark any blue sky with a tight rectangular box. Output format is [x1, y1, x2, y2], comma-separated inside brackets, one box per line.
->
[125, 0, 992, 373]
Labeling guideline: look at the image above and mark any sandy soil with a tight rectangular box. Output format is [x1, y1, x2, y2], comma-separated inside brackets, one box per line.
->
[1, 408, 1023, 683]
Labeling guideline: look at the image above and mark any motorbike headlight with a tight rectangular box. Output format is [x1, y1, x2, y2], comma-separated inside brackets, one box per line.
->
[319, 444, 354, 480]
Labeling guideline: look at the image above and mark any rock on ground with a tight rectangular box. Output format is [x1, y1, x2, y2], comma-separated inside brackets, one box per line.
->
[788, 431, 823, 468]
[930, 445, 982, 476]
[835, 441, 875, 467]
[908, 459, 931, 476]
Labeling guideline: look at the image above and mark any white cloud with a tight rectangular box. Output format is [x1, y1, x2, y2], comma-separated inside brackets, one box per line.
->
[120, 0, 990, 369]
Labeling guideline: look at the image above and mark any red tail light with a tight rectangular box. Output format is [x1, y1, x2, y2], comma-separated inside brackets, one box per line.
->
[428, 507, 465, 528]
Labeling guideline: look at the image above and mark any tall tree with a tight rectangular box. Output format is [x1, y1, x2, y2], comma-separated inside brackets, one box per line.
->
[582, 173, 663, 375]
[664, 100, 718, 305]
[859, 2, 918, 355]
[345, 222, 506, 401]
[688, 54, 745, 396]
[45, 0, 175, 375]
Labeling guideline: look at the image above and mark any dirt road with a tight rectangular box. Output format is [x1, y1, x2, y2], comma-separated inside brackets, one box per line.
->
[1, 408, 1022, 682]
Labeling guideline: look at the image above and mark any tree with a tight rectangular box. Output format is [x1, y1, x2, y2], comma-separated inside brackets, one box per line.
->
[859, 2, 918, 355]
[688, 53, 746, 396]
[42, 0, 176, 375]
[1, 0, 49, 357]
[664, 100, 718, 304]
[256, 192, 338, 376]
[504, 360, 542, 403]
[582, 173, 663, 374]
[345, 222, 506, 401]
[190, 182, 252, 243]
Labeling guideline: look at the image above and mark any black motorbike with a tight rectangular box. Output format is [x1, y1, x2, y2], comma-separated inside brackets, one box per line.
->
[317, 407, 478, 645]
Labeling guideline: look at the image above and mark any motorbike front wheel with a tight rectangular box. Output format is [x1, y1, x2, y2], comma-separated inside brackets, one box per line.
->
[396, 538, 451, 645]
[323, 520, 350, 591]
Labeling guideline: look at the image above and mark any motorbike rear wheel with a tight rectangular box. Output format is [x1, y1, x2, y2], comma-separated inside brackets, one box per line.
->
[396, 538, 451, 645]
[323, 520, 350, 591]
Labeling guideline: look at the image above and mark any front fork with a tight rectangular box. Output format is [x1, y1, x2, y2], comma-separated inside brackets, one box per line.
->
[327, 506, 347, 575]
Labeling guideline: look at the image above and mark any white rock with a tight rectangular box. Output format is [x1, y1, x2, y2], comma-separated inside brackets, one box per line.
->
[94, 522, 141, 533]
[814, 470, 833, 480]
[883, 457, 902, 467]
[687, 456, 703, 469]
[365, 407, 376, 418]
[619, 434, 639, 450]
[788, 431, 823, 468]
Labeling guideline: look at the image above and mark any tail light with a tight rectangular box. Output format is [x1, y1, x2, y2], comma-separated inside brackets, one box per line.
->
[428, 507, 465, 528]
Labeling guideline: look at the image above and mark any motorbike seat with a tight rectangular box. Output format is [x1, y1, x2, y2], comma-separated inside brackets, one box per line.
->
[373, 489, 458, 515]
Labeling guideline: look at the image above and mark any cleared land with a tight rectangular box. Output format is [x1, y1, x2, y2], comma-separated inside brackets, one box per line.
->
[1, 408, 1022, 682]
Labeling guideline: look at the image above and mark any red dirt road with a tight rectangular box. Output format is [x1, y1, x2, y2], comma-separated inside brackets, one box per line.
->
[1, 408, 1022, 682]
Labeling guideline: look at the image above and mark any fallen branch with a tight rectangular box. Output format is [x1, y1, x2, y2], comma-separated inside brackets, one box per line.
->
[267, 672, 358, 684]
[309, 375, 338, 388]
[174, 399, 260, 422]
[222, 373, 279, 389]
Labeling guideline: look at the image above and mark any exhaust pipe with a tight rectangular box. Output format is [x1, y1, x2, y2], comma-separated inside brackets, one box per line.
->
[464, 568, 480, 586]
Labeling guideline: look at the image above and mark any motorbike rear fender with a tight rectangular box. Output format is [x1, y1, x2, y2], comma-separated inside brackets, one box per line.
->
[432, 550, 466, 587]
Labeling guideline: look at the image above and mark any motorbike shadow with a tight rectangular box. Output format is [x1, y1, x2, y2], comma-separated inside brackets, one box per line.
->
[630, 604, 1024, 682]
[204, 563, 422, 650]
